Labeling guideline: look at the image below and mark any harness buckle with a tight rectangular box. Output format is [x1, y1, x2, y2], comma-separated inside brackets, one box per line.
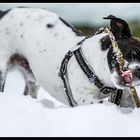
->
[100, 86, 110, 94]
[109, 89, 123, 105]
[100, 86, 116, 95]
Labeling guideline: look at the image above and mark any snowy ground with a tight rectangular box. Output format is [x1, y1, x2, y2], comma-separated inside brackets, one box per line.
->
[1, 69, 140, 137]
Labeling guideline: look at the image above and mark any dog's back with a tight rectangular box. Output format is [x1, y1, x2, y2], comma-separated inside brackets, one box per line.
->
[0, 7, 137, 107]
[0, 7, 85, 104]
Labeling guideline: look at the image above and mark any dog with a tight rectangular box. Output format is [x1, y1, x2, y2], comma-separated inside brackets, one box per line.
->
[0, 7, 140, 108]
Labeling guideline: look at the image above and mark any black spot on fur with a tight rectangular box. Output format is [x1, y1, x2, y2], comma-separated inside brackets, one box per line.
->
[54, 33, 57, 37]
[100, 35, 111, 51]
[5, 31, 9, 35]
[105, 15, 140, 76]
[99, 100, 103, 103]
[5, 27, 10, 35]
[59, 17, 84, 36]
[20, 34, 23, 38]
[9, 53, 32, 73]
[43, 49, 46, 52]
[107, 36, 140, 73]
[20, 22, 23, 26]
[46, 24, 54, 28]
[107, 47, 117, 72]
[119, 38, 140, 63]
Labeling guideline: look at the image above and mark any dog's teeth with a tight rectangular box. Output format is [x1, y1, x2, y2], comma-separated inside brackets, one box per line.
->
[121, 70, 133, 84]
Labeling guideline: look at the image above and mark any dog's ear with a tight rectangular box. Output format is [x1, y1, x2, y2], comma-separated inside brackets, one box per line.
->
[103, 15, 132, 39]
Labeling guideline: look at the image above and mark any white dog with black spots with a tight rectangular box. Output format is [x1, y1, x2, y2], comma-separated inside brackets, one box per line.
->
[0, 7, 140, 108]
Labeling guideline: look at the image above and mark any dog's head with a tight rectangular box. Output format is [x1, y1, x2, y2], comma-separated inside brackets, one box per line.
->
[103, 15, 140, 89]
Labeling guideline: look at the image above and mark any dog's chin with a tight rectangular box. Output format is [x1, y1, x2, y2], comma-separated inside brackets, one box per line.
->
[111, 70, 134, 90]
[111, 76, 129, 90]
[111, 71, 140, 90]
[131, 80, 140, 87]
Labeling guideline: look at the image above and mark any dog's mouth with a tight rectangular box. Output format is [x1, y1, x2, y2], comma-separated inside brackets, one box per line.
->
[111, 60, 140, 89]
[111, 64, 133, 89]
[120, 69, 133, 86]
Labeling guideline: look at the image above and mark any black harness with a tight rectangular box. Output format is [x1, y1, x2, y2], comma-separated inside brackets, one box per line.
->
[59, 41, 123, 107]
[59, 51, 78, 107]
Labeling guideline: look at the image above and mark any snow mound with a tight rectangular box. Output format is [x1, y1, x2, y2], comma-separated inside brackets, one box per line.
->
[1, 70, 140, 137]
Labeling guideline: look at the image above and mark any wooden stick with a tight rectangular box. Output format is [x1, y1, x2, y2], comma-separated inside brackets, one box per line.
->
[130, 87, 140, 107]
[104, 27, 140, 108]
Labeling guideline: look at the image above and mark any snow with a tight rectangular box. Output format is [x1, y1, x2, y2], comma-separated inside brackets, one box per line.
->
[0, 69, 140, 137]
[0, 7, 140, 137]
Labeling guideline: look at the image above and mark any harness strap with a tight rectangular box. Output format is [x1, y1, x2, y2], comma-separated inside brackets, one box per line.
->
[74, 47, 117, 95]
[59, 48, 123, 106]
[110, 89, 123, 105]
[59, 51, 78, 107]
[58, 27, 124, 107]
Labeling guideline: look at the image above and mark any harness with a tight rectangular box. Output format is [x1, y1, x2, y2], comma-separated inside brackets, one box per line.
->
[59, 28, 123, 107]
[59, 26, 140, 108]
[58, 51, 78, 107]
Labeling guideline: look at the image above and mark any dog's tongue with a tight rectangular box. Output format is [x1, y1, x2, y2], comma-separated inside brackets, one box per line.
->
[121, 70, 133, 85]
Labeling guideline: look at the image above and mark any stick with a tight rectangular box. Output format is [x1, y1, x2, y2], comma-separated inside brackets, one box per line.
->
[130, 87, 140, 107]
[104, 27, 140, 108]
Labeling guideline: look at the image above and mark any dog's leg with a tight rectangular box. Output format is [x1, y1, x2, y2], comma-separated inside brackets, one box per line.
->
[119, 89, 135, 108]
[18, 65, 40, 98]
[23, 78, 40, 98]
[0, 59, 9, 92]
[0, 69, 7, 92]
[12, 65, 40, 98]
[9, 53, 40, 98]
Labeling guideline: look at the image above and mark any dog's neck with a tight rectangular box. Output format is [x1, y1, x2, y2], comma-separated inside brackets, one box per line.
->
[80, 32, 115, 88]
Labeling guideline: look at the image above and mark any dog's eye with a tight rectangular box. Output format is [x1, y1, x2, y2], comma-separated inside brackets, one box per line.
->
[124, 50, 137, 61]
[100, 35, 111, 51]
[131, 49, 140, 61]
[133, 51, 137, 55]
